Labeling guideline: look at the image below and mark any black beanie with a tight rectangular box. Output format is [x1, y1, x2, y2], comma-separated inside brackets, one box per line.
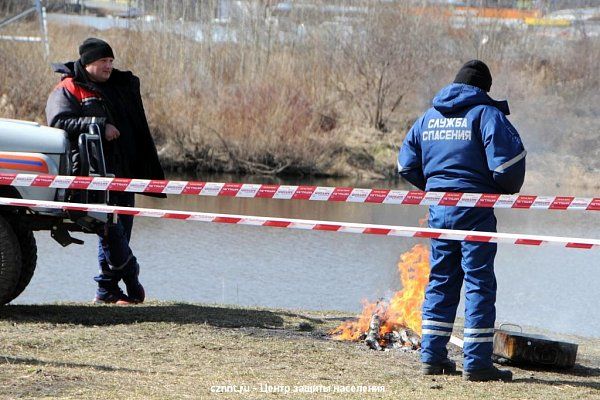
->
[453, 60, 492, 92]
[79, 37, 114, 65]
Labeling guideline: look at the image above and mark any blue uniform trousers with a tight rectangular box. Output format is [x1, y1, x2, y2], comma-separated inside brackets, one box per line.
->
[421, 205, 498, 371]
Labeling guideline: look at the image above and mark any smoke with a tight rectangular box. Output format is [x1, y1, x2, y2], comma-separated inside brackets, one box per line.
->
[411, 26, 600, 192]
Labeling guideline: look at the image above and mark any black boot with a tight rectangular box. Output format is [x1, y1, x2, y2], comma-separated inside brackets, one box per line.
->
[94, 277, 132, 304]
[122, 262, 145, 303]
[422, 358, 457, 375]
[94, 265, 134, 305]
[463, 366, 513, 382]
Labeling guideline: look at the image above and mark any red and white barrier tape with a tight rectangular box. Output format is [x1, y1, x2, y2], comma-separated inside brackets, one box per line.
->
[1, 197, 598, 249]
[1, 172, 599, 211]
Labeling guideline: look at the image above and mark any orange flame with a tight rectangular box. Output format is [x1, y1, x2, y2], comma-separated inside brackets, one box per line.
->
[330, 244, 430, 340]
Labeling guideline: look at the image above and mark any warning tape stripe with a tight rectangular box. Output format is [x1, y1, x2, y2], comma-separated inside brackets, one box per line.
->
[1, 197, 597, 250]
[1, 172, 598, 211]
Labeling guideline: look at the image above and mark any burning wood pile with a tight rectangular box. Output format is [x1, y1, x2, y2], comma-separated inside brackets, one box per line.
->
[329, 244, 430, 351]
[364, 313, 422, 351]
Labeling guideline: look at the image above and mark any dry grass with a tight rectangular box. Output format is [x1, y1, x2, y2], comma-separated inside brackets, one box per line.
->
[0, 2, 599, 183]
[0, 301, 598, 399]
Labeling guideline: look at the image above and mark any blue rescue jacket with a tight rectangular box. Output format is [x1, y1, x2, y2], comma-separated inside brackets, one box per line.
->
[398, 83, 526, 194]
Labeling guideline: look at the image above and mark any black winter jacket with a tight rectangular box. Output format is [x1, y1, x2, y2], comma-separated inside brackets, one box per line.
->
[46, 61, 165, 190]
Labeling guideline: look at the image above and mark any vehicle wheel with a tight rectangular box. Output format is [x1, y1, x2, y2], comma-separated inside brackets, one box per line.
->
[0, 215, 22, 304]
[8, 221, 37, 302]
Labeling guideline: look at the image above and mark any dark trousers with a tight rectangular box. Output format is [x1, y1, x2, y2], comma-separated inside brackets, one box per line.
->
[94, 192, 137, 287]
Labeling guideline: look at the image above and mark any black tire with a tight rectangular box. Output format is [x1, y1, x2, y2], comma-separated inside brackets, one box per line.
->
[0, 215, 22, 304]
[8, 221, 37, 302]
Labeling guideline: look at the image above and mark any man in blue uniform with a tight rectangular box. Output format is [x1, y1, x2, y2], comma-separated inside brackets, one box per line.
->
[398, 60, 526, 382]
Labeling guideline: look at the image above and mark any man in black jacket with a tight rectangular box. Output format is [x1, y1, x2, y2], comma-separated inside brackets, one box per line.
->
[46, 38, 165, 304]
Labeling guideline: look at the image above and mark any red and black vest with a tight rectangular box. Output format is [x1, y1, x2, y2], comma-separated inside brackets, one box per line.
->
[55, 77, 103, 106]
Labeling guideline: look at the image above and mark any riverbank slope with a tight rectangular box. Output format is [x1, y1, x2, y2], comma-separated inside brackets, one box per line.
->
[0, 302, 598, 399]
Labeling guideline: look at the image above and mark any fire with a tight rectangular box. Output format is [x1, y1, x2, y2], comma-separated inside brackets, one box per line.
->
[330, 244, 430, 342]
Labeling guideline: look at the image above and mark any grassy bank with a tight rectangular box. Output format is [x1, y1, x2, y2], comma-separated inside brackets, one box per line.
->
[0, 302, 598, 399]
[0, 2, 599, 184]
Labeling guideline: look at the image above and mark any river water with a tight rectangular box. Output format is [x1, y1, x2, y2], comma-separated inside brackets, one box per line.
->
[13, 173, 600, 338]
[14, 11, 595, 339]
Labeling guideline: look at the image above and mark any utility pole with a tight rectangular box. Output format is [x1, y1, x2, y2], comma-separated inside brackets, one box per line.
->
[35, 0, 50, 57]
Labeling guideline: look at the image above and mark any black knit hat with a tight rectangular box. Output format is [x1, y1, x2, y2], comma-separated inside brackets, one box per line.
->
[454, 60, 492, 92]
[79, 37, 114, 65]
